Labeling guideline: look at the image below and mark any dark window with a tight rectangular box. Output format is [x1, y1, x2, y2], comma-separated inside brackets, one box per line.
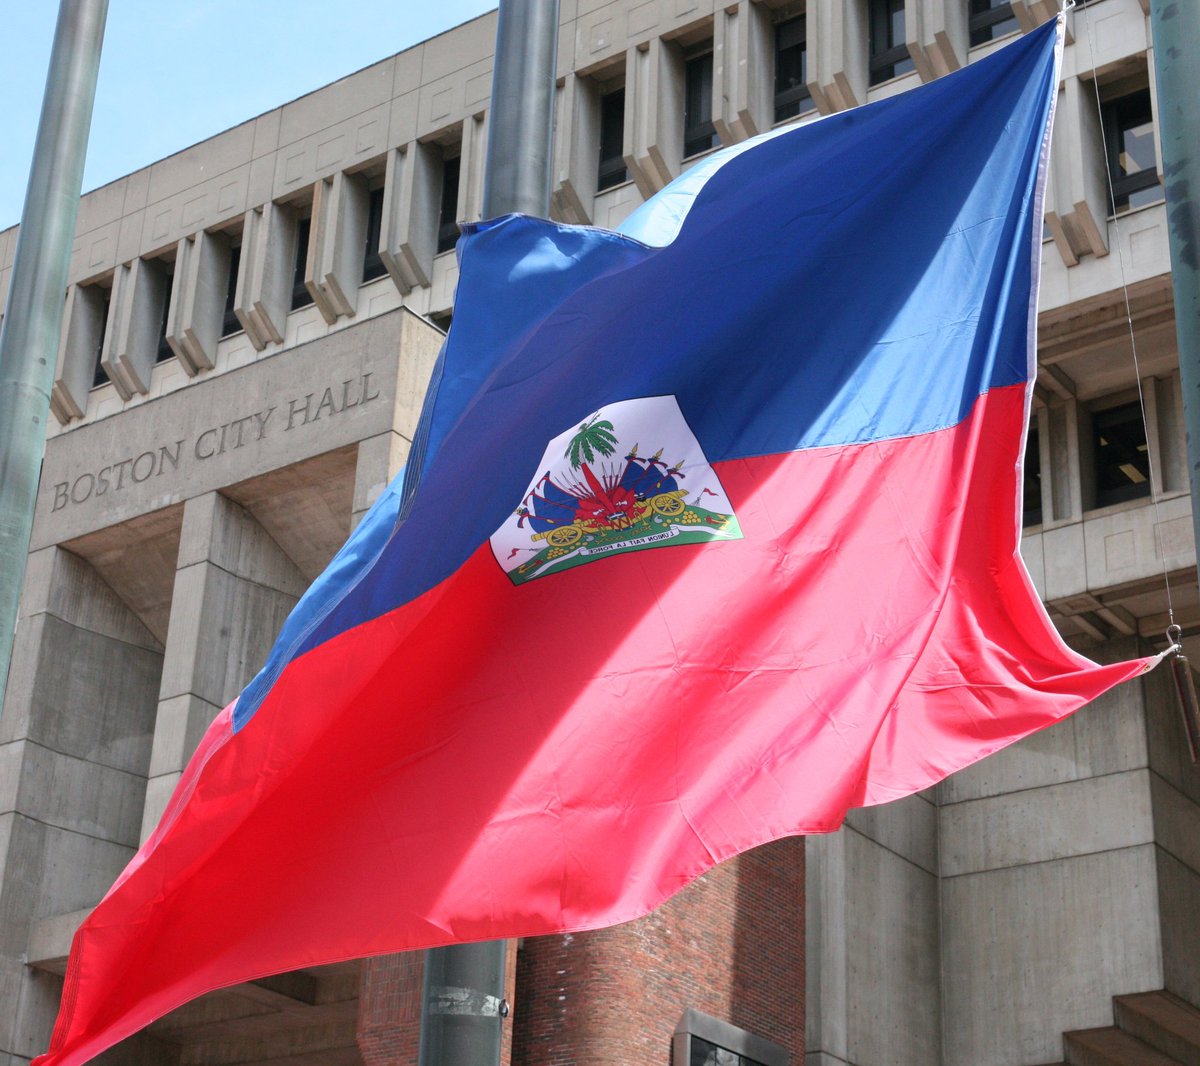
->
[597, 89, 628, 190]
[291, 216, 314, 310]
[774, 16, 812, 122]
[1023, 425, 1042, 527]
[362, 185, 387, 281]
[1102, 89, 1161, 214]
[221, 244, 241, 337]
[968, 0, 1018, 47]
[868, 0, 914, 85]
[437, 156, 461, 254]
[1092, 401, 1151, 508]
[91, 289, 111, 389]
[689, 1037, 767, 1066]
[155, 267, 174, 363]
[684, 52, 718, 158]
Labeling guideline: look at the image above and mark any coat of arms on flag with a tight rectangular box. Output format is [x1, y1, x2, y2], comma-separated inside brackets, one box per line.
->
[490, 395, 742, 584]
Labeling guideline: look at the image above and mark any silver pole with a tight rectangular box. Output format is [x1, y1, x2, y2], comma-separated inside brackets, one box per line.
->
[419, 2, 559, 1064]
[0, 0, 109, 712]
[481, 0, 560, 219]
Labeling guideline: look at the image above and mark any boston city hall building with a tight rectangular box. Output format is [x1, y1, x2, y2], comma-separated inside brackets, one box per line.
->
[1, 0, 1198, 1063]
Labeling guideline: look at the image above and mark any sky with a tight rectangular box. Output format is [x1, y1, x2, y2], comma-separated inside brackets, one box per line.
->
[0, 1, 498, 232]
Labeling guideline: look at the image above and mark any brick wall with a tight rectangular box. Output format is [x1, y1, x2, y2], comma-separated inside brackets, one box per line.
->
[510, 837, 804, 1065]
[358, 952, 425, 1066]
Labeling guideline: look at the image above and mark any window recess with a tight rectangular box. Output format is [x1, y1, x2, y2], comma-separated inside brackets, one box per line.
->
[868, 0, 914, 86]
[774, 15, 813, 123]
[1101, 88, 1162, 215]
[683, 51, 718, 158]
[362, 185, 388, 282]
[597, 89, 628, 190]
[968, 0, 1018, 47]
[437, 155, 461, 255]
[291, 216, 314, 310]
[1091, 400, 1151, 509]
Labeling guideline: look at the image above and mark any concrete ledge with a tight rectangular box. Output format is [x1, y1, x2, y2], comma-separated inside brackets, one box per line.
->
[940, 769, 1154, 878]
[27, 909, 89, 974]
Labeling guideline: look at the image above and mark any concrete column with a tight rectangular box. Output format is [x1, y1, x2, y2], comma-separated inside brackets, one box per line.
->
[0, 546, 162, 1059]
[713, 1, 773, 145]
[1045, 76, 1110, 264]
[623, 36, 684, 198]
[350, 310, 444, 529]
[1047, 399, 1084, 523]
[380, 141, 440, 295]
[235, 200, 296, 350]
[141, 491, 306, 838]
[166, 228, 233, 376]
[805, 794, 940, 1066]
[1011, 0, 1059, 34]
[551, 73, 600, 225]
[310, 170, 370, 324]
[1142, 659, 1200, 1010]
[49, 281, 109, 422]
[459, 112, 489, 229]
[806, 0, 868, 114]
[102, 256, 170, 398]
[1156, 371, 1188, 495]
[937, 645, 1200, 1065]
[1043, 95, 1084, 269]
[906, 0, 965, 83]
[352, 431, 411, 530]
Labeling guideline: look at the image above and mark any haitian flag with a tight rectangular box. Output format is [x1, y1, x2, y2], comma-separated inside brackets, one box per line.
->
[39, 17, 1156, 1063]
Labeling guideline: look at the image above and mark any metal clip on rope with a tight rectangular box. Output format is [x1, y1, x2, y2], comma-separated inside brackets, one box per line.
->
[1167, 625, 1200, 764]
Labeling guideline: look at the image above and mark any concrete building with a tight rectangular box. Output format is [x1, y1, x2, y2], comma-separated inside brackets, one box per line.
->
[1, 0, 1197, 1063]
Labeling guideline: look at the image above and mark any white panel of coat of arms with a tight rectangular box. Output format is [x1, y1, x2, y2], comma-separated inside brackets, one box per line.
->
[490, 395, 743, 585]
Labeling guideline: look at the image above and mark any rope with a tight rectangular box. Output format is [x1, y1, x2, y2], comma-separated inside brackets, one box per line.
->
[1076, 2, 1178, 647]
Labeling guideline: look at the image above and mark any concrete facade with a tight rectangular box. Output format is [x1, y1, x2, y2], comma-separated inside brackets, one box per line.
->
[2, 0, 1197, 1063]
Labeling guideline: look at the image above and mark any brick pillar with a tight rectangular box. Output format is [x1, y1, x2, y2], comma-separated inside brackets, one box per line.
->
[511, 838, 804, 1065]
[358, 953, 425, 1066]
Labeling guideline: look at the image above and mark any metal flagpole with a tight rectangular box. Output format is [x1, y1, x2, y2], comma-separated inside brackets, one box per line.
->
[0, 0, 109, 713]
[1147, 0, 1200, 754]
[417, 1, 559, 1064]
[1148, 0, 1200, 587]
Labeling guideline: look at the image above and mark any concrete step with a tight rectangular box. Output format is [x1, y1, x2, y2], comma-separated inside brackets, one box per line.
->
[1064, 1026, 1182, 1065]
[1115, 992, 1200, 1066]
